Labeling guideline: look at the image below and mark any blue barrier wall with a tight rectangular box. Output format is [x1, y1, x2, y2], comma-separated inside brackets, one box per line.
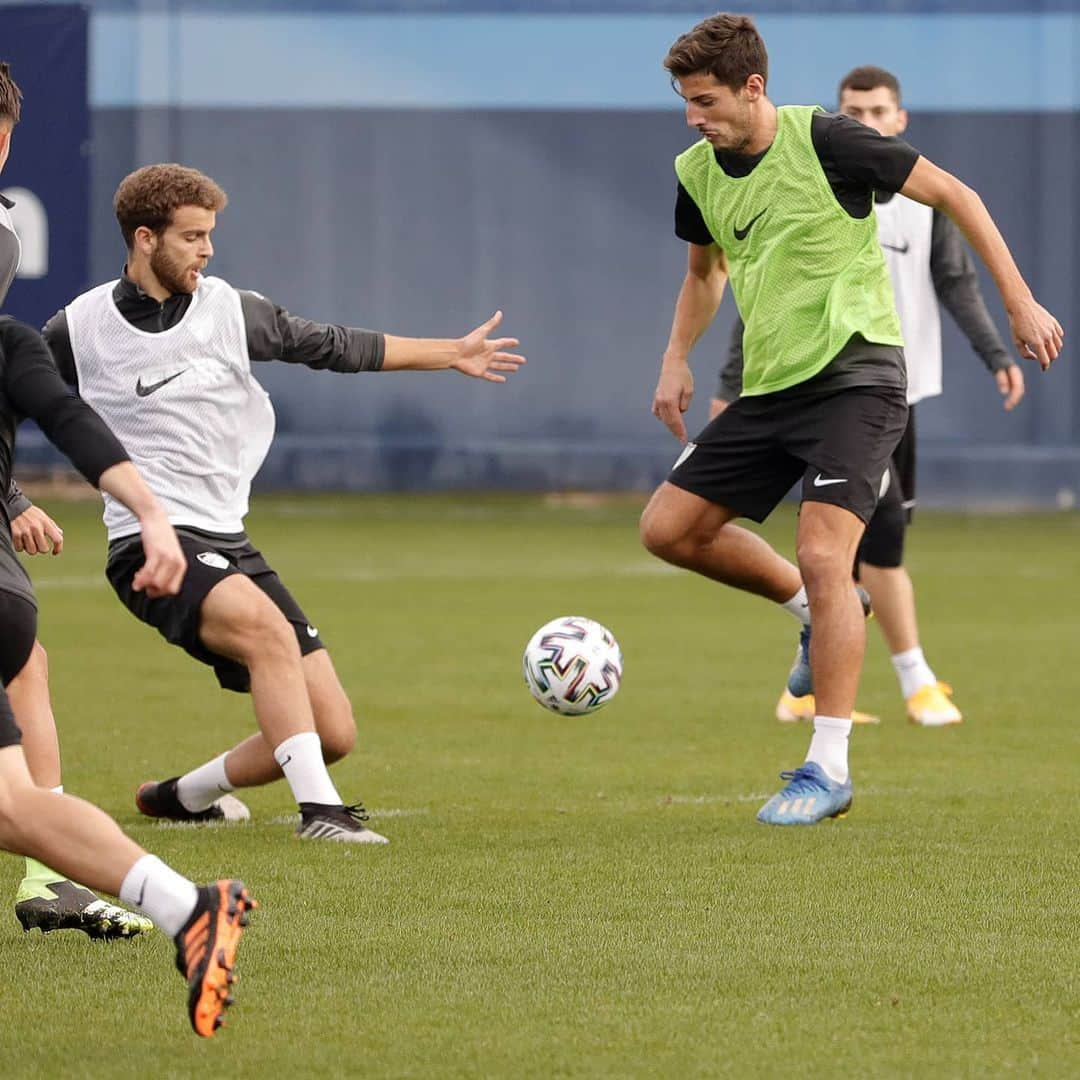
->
[4, 1, 1079, 506]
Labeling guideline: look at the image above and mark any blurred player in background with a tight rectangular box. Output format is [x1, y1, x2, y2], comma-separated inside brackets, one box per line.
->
[710, 65, 1022, 729]
[0, 313, 256, 1037]
[1, 59, 152, 937]
[36, 163, 525, 845]
[639, 15, 1061, 825]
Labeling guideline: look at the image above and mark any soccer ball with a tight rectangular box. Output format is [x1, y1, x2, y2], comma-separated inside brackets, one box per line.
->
[522, 616, 623, 715]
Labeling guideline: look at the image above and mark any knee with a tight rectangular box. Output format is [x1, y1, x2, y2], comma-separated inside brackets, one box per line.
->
[321, 716, 357, 763]
[640, 505, 689, 561]
[317, 689, 357, 762]
[233, 606, 301, 666]
[796, 538, 852, 591]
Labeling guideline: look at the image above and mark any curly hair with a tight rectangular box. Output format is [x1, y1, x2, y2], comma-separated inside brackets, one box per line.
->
[664, 13, 768, 92]
[0, 62, 23, 126]
[114, 164, 228, 248]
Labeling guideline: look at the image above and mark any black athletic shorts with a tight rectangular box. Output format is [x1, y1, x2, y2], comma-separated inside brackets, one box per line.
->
[0, 589, 37, 747]
[668, 385, 909, 524]
[106, 528, 325, 693]
[858, 408, 917, 569]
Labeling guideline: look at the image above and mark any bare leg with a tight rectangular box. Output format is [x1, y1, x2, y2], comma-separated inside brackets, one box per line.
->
[6, 641, 61, 789]
[859, 563, 919, 655]
[797, 503, 868, 718]
[640, 482, 802, 600]
[199, 575, 318, 749]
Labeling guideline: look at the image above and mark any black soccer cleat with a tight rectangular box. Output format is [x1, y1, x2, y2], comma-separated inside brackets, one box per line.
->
[296, 802, 389, 844]
[174, 879, 257, 1037]
[136, 777, 250, 823]
[15, 879, 154, 939]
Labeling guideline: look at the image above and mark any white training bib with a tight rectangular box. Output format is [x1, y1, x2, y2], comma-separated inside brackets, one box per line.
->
[875, 196, 941, 405]
[66, 275, 276, 539]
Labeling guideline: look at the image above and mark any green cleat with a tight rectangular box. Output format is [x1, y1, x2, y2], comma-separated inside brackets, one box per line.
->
[15, 877, 154, 939]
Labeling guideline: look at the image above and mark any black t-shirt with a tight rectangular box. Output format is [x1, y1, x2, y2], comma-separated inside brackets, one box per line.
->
[675, 110, 920, 395]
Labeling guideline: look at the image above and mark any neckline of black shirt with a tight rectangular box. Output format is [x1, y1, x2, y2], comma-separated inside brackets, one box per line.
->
[114, 268, 194, 333]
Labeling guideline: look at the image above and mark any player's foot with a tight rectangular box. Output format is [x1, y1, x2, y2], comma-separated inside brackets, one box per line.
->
[15, 878, 153, 939]
[775, 690, 880, 725]
[907, 681, 963, 727]
[785, 585, 873, 698]
[756, 761, 853, 825]
[296, 802, 389, 844]
[136, 777, 250, 823]
[174, 880, 256, 1037]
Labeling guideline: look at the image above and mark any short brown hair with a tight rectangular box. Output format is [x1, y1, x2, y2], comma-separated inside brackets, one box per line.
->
[838, 65, 902, 105]
[113, 163, 228, 248]
[0, 62, 23, 126]
[664, 13, 768, 91]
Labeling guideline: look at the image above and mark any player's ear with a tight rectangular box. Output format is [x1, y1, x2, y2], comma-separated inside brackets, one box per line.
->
[744, 73, 766, 100]
[896, 107, 909, 134]
[133, 224, 157, 255]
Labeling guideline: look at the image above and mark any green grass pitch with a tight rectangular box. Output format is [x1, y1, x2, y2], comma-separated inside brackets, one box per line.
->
[0, 494, 1076, 1077]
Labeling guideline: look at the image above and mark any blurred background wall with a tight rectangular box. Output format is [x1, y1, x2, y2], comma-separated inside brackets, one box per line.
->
[3, 1, 1078, 507]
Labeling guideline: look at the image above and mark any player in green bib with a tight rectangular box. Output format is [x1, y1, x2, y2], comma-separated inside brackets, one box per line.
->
[638, 13, 1063, 825]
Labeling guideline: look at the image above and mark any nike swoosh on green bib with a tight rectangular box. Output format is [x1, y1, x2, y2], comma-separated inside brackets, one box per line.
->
[733, 207, 768, 242]
[674, 105, 903, 396]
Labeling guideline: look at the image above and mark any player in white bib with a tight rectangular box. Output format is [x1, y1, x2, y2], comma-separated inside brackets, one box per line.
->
[38, 164, 525, 845]
[711, 66, 1022, 728]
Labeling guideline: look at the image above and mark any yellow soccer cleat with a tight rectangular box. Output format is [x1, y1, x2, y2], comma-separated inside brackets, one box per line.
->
[775, 690, 879, 725]
[906, 681, 963, 727]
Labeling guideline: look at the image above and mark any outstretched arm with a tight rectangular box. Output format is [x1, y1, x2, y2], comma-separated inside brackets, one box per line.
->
[239, 292, 525, 383]
[381, 311, 526, 382]
[901, 158, 1063, 370]
[652, 242, 728, 443]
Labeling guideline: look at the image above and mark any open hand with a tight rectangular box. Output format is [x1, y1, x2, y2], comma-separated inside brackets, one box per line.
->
[453, 311, 527, 382]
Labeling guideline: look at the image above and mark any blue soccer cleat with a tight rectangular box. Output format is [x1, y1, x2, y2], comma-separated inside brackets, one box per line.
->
[784, 586, 873, 699]
[786, 624, 813, 698]
[756, 761, 853, 825]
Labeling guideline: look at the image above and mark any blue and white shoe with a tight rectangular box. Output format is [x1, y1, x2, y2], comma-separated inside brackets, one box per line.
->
[784, 586, 873, 698]
[756, 761, 853, 825]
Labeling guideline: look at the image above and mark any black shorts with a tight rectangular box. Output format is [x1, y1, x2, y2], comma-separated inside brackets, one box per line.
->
[0, 589, 37, 747]
[858, 408, 917, 569]
[669, 385, 909, 524]
[106, 529, 325, 693]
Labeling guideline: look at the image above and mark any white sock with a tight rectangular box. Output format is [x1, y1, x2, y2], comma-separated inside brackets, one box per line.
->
[273, 731, 341, 807]
[781, 585, 811, 625]
[176, 753, 235, 813]
[119, 854, 198, 938]
[806, 715, 852, 784]
[891, 647, 937, 700]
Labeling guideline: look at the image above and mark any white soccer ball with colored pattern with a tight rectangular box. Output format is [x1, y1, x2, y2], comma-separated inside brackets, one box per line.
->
[522, 616, 623, 716]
